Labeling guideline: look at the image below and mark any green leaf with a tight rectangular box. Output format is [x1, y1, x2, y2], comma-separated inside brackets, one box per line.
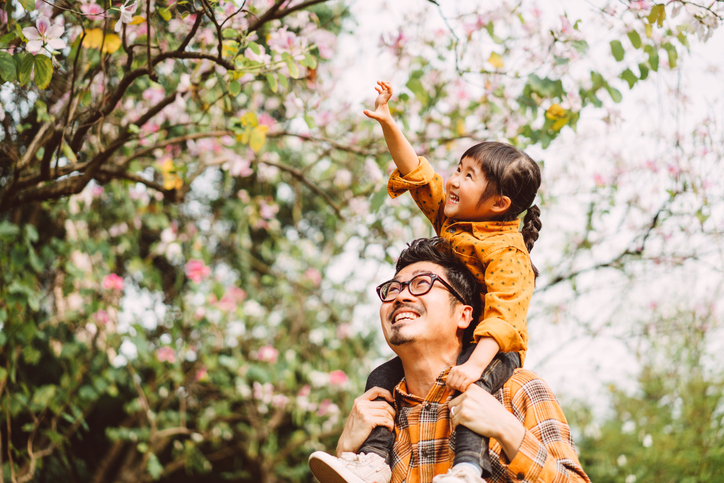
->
[0, 367, 7, 383]
[610, 40, 624, 62]
[62, 142, 78, 163]
[304, 114, 316, 129]
[0, 52, 16, 82]
[405, 77, 429, 105]
[265, 73, 278, 93]
[33, 385, 57, 407]
[24, 223, 38, 242]
[285, 56, 300, 79]
[301, 53, 317, 69]
[222, 28, 237, 39]
[620, 69, 638, 89]
[606, 85, 622, 103]
[0, 32, 16, 45]
[570, 40, 588, 53]
[158, 7, 172, 21]
[147, 453, 164, 479]
[485, 21, 504, 44]
[627, 30, 642, 49]
[18, 0, 35, 11]
[277, 73, 288, 89]
[33, 55, 53, 89]
[638, 62, 649, 80]
[370, 184, 388, 212]
[248, 41, 261, 55]
[18, 54, 34, 86]
[229, 80, 241, 96]
[647, 4, 666, 28]
[128, 123, 140, 134]
[0, 221, 20, 238]
[644, 45, 659, 72]
[662, 43, 677, 68]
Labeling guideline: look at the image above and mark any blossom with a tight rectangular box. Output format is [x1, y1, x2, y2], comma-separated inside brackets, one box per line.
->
[329, 370, 348, 387]
[184, 259, 211, 282]
[195, 366, 208, 381]
[304, 268, 322, 287]
[103, 273, 125, 291]
[115, 1, 138, 33]
[257, 345, 279, 363]
[216, 287, 247, 312]
[157, 346, 176, 363]
[94, 310, 110, 325]
[81, 3, 105, 21]
[22, 16, 67, 54]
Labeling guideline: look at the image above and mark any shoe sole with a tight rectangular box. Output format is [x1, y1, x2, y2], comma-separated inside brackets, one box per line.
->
[308, 453, 368, 483]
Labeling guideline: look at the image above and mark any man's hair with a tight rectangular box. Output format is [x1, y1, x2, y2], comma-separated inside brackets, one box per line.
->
[395, 237, 481, 346]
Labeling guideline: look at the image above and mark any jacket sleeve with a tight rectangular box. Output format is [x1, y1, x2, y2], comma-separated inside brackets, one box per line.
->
[471, 245, 533, 356]
[387, 157, 446, 234]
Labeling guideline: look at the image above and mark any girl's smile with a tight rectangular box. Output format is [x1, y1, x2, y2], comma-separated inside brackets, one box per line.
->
[444, 156, 501, 222]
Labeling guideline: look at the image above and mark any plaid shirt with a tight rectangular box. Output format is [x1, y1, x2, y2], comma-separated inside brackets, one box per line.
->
[391, 369, 590, 483]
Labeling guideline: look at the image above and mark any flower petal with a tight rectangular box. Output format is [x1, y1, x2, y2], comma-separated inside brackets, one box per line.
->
[114, 18, 123, 33]
[26, 40, 44, 54]
[22, 27, 42, 41]
[47, 38, 67, 50]
[36, 15, 51, 36]
[47, 24, 65, 39]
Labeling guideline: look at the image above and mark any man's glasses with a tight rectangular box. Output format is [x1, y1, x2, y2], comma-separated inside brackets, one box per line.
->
[376, 272, 467, 304]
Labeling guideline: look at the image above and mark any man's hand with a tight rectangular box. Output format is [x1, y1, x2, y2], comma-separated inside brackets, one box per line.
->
[363, 81, 393, 124]
[448, 384, 525, 461]
[336, 387, 396, 457]
[446, 360, 483, 392]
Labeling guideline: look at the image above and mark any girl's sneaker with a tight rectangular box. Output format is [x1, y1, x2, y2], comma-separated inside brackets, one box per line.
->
[308, 451, 391, 483]
[431, 464, 485, 483]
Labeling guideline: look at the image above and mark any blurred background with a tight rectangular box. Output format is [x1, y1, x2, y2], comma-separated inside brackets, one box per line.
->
[1, 0, 723, 481]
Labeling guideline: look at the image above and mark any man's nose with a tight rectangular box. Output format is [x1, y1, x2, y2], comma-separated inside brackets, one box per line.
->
[392, 284, 417, 302]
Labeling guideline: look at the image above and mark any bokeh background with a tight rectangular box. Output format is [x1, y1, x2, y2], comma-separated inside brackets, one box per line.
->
[1, 0, 723, 481]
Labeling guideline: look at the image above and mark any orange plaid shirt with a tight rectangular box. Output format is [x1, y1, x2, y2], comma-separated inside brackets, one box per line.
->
[391, 369, 590, 483]
[388, 157, 534, 363]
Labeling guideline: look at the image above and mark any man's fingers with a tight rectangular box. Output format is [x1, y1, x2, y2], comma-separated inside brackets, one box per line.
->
[361, 386, 394, 402]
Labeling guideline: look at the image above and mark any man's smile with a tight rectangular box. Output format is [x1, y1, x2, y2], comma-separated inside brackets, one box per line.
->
[389, 304, 422, 325]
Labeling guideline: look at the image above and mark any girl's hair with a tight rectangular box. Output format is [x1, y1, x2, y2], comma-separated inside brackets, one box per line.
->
[461, 141, 543, 276]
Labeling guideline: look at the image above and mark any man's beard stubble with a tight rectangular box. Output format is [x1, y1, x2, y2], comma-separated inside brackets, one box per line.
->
[387, 301, 424, 346]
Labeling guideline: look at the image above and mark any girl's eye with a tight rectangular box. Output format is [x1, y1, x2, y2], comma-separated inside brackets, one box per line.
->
[466, 173, 472, 179]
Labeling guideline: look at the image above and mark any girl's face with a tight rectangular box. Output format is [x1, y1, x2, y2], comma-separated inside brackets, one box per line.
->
[444, 156, 500, 222]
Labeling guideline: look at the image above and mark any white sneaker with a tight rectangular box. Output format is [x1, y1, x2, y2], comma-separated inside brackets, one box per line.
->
[309, 451, 392, 483]
[431, 464, 485, 483]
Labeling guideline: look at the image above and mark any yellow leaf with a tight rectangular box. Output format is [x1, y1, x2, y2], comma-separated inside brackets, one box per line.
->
[130, 15, 145, 25]
[488, 52, 504, 69]
[160, 159, 175, 174]
[240, 111, 258, 127]
[645, 23, 653, 38]
[249, 125, 268, 153]
[545, 104, 567, 120]
[552, 116, 569, 131]
[85, 28, 104, 49]
[102, 34, 122, 54]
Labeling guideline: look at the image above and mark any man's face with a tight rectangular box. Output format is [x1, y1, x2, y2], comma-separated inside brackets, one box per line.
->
[379, 261, 472, 349]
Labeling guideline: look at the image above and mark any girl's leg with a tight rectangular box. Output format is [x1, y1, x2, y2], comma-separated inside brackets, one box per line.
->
[452, 349, 520, 478]
[357, 357, 404, 465]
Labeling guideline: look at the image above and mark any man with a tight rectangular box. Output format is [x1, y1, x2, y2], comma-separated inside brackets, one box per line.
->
[309, 238, 590, 483]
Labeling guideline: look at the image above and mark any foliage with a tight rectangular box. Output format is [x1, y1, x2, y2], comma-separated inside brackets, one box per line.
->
[0, 0, 722, 481]
[567, 312, 724, 483]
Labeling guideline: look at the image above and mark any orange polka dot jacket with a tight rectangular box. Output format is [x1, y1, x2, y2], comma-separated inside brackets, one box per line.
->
[388, 157, 533, 363]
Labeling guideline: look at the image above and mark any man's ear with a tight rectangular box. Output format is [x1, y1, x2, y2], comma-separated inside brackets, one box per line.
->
[491, 195, 512, 215]
[456, 304, 474, 330]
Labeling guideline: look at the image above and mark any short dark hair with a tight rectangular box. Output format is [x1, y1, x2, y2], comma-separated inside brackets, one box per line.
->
[395, 237, 481, 346]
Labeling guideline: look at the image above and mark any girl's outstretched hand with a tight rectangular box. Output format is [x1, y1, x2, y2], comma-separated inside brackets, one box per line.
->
[363, 81, 393, 123]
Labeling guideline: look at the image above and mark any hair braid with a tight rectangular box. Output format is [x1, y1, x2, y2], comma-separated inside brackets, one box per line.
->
[521, 205, 542, 278]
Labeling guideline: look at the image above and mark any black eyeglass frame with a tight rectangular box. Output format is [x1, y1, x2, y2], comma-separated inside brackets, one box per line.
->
[375, 272, 467, 305]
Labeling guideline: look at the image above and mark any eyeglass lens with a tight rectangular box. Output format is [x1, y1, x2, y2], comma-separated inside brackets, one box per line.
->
[380, 274, 433, 301]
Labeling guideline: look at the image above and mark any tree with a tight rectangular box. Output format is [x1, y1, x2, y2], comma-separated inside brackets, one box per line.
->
[0, 0, 722, 481]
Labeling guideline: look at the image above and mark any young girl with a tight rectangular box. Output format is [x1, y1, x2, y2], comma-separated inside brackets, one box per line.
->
[310, 82, 542, 483]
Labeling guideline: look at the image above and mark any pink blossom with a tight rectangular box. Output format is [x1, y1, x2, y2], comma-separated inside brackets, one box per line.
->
[629, 1, 653, 11]
[667, 164, 682, 176]
[644, 159, 659, 173]
[81, 3, 105, 21]
[195, 366, 208, 381]
[143, 87, 166, 104]
[309, 29, 336, 59]
[337, 323, 352, 340]
[94, 310, 110, 324]
[317, 398, 334, 416]
[157, 346, 176, 363]
[0, 10, 9, 25]
[103, 273, 125, 291]
[560, 16, 573, 34]
[115, 1, 138, 33]
[257, 113, 276, 128]
[23, 16, 67, 54]
[225, 153, 254, 177]
[304, 268, 322, 287]
[593, 173, 606, 187]
[257, 345, 279, 363]
[267, 26, 298, 54]
[329, 370, 348, 387]
[298, 384, 311, 397]
[272, 394, 289, 408]
[185, 259, 211, 282]
[216, 287, 247, 312]
[92, 185, 104, 197]
[259, 200, 279, 220]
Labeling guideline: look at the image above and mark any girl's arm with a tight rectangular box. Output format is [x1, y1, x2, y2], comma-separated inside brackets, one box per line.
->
[363, 81, 419, 176]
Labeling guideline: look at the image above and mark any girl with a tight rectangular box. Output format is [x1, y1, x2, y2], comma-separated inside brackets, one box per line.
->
[310, 81, 542, 483]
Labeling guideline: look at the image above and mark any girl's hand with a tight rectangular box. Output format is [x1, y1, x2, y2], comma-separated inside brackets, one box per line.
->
[363, 81, 393, 123]
[447, 361, 483, 392]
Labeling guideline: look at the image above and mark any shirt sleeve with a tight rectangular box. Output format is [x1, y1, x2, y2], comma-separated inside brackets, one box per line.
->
[505, 374, 591, 483]
[387, 157, 446, 234]
[471, 245, 533, 354]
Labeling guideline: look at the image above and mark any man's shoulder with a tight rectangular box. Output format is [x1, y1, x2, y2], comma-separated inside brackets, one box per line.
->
[503, 368, 559, 402]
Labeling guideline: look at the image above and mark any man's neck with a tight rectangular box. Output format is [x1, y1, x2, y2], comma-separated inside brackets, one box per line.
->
[396, 344, 461, 397]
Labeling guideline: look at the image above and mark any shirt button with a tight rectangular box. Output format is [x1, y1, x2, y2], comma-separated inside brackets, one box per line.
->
[517, 472, 525, 480]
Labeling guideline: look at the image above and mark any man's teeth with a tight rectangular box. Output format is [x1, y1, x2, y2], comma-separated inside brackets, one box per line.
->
[394, 312, 418, 322]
